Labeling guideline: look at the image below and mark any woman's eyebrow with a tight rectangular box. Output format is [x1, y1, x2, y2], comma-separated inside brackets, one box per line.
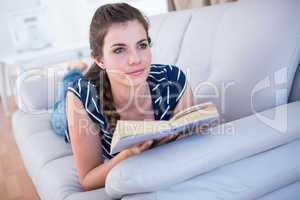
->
[111, 43, 126, 48]
[136, 39, 147, 44]
[110, 39, 147, 48]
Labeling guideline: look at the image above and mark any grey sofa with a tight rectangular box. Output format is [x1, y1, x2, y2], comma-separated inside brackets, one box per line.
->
[12, 0, 300, 199]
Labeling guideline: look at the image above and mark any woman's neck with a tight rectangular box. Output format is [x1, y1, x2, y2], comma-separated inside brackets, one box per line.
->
[109, 80, 150, 112]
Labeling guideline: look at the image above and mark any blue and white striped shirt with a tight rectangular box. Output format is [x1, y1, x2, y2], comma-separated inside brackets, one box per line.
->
[66, 64, 187, 160]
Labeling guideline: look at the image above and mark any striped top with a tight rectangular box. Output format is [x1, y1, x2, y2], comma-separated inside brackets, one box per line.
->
[66, 64, 187, 160]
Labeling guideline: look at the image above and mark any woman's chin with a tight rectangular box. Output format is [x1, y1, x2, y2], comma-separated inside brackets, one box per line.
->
[109, 68, 149, 87]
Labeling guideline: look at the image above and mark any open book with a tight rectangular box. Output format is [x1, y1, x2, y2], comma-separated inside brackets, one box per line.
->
[110, 102, 220, 154]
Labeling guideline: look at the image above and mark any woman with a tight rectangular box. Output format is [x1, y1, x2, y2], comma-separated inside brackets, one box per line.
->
[66, 3, 195, 191]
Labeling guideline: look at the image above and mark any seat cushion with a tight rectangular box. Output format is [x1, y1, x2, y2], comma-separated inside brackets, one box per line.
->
[12, 110, 73, 180]
[37, 156, 112, 200]
[258, 181, 300, 200]
[122, 140, 300, 200]
[105, 101, 300, 199]
[12, 110, 112, 200]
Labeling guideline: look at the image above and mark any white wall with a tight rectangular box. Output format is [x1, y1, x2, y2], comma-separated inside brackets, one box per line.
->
[0, 0, 43, 57]
[0, 0, 168, 59]
[0, 0, 88, 58]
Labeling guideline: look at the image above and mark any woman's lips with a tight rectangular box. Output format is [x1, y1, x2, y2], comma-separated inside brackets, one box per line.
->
[126, 68, 145, 76]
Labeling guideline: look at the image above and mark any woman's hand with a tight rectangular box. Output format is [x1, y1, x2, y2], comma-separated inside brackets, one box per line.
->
[122, 140, 154, 158]
[153, 130, 197, 147]
[152, 134, 180, 147]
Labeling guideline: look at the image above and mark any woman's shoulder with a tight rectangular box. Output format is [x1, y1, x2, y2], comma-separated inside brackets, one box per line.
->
[67, 76, 107, 128]
[149, 64, 186, 83]
[149, 64, 188, 120]
[150, 63, 180, 71]
[67, 76, 98, 99]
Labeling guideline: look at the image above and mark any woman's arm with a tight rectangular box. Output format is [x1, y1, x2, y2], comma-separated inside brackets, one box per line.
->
[154, 83, 196, 145]
[172, 83, 207, 139]
[66, 92, 152, 190]
[172, 82, 196, 115]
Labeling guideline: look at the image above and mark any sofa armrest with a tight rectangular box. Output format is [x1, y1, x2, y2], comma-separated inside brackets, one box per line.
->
[122, 140, 300, 200]
[105, 101, 300, 199]
[15, 67, 67, 112]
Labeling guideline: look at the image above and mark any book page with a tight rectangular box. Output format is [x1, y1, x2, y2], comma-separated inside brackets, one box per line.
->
[114, 120, 171, 139]
[170, 102, 218, 127]
[170, 102, 214, 121]
[110, 127, 173, 154]
[110, 102, 220, 154]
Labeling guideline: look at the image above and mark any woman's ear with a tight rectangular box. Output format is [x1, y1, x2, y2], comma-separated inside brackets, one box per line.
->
[94, 57, 105, 70]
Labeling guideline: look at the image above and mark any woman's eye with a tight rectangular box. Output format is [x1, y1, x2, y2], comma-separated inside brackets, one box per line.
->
[138, 43, 148, 49]
[113, 48, 124, 54]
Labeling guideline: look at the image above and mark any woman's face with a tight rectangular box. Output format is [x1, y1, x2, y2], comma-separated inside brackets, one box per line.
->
[97, 19, 152, 87]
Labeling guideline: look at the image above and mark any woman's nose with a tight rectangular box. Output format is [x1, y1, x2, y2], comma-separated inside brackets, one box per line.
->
[128, 50, 141, 65]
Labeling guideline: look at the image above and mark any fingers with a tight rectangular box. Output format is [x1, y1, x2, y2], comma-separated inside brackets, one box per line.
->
[131, 140, 153, 155]
[139, 140, 153, 152]
[155, 134, 177, 146]
[174, 134, 186, 140]
[123, 140, 153, 157]
[159, 135, 174, 144]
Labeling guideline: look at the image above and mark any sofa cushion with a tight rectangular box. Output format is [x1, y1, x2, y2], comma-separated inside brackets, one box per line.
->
[149, 9, 193, 65]
[105, 101, 300, 198]
[176, 3, 232, 85]
[122, 140, 300, 200]
[12, 110, 53, 142]
[12, 110, 73, 177]
[176, 0, 300, 122]
[12, 110, 112, 200]
[259, 181, 300, 200]
[37, 156, 112, 200]
[65, 189, 113, 200]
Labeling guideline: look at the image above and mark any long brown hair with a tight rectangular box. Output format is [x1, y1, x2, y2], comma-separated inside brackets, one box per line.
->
[85, 3, 151, 132]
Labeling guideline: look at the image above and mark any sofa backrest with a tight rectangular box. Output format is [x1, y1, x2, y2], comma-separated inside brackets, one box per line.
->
[149, 0, 300, 122]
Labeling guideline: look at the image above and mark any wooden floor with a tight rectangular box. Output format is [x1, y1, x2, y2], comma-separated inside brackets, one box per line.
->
[0, 97, 40, 200]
